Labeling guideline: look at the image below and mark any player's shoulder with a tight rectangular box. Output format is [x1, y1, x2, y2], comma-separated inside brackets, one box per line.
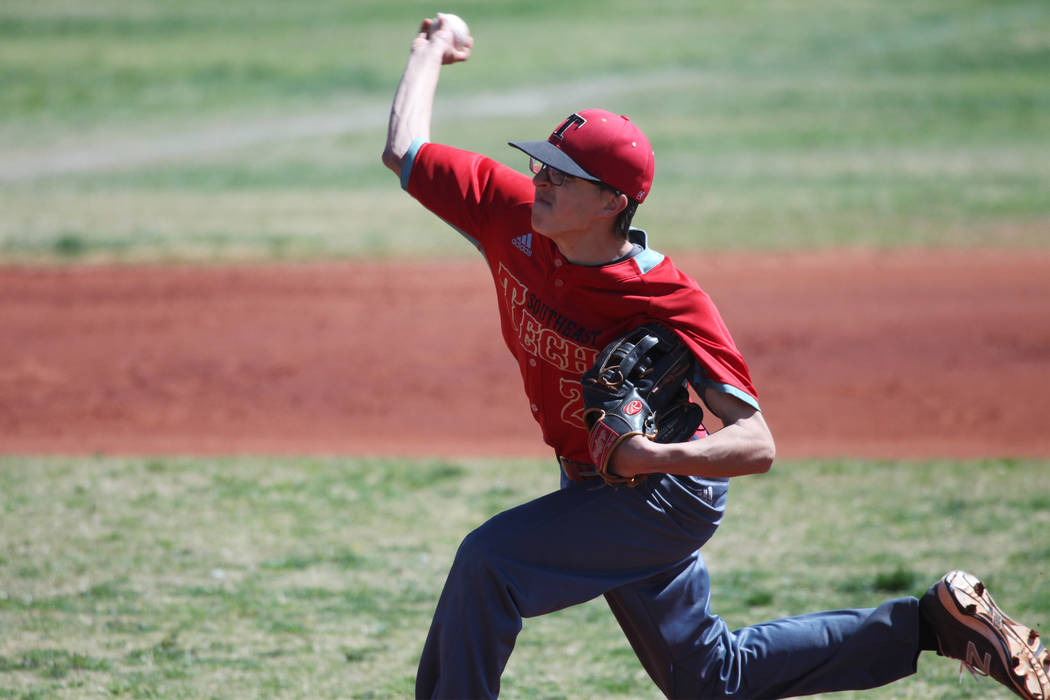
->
[624, 229, 695, 284]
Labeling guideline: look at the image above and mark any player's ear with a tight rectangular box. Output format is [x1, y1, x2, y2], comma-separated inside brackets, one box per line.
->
[600, 191, 629, 219]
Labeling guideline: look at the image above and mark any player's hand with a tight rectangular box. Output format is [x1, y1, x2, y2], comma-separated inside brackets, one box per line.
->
[415, 15, 473, 65]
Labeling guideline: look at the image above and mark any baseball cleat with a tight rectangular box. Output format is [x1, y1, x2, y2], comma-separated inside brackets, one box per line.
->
[920, 570, 1050, 700]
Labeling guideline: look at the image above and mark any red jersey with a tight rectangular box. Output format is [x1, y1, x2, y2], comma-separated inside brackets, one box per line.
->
[403, 140, 758, 465]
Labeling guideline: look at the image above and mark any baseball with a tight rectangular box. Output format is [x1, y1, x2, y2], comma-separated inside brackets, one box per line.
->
[437, 12, 470, 47]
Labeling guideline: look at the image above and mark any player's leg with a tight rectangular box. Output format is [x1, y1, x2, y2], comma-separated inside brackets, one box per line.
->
[414, 472, 726, 699]
[603, 476, 922, 698]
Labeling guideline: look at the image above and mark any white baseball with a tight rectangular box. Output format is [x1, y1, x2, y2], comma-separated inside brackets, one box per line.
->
[438, 13, 470, 47]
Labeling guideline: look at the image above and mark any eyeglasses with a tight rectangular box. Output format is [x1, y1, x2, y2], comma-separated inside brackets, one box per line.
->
[528, 157, 622, 197]
[529, 158, 571, 187]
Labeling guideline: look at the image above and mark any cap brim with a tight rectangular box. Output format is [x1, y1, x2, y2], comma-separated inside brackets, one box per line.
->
[507, 140, 602, 182]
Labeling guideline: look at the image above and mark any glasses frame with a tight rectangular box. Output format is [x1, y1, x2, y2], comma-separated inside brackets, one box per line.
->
[528, 157, 624, 199]
[529, 158, 571, 187]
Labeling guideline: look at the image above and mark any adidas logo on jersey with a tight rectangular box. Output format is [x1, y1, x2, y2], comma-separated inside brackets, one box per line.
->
[512, 233, 533, 257]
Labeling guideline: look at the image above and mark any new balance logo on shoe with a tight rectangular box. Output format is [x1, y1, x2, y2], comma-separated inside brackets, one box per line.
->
[965, 641, 992, 677]
[512, 233, 533, 257]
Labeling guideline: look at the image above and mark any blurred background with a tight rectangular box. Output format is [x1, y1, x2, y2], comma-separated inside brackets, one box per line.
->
[1, 3, 1048, 698]
[2, 0, 1048, 263]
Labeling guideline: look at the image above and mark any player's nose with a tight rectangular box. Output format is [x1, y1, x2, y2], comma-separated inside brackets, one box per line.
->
[532, 168, 553, 188]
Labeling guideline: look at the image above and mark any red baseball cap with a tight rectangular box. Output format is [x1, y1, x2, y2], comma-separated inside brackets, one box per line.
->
[509, 109, 655, 203]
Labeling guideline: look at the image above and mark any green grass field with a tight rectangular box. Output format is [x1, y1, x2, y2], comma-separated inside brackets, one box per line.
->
[2, 2, 1048, 698]
[1, 0, 1048, 261]
[1, 456, 1047, 699]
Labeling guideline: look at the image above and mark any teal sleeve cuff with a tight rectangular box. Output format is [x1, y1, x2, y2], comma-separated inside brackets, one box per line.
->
[692, 367, 761, 411]
[711, 382, 761, 411]
[400, 137, 429, 191]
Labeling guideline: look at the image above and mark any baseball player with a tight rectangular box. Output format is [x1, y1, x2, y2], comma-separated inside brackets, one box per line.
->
[381, 14, 1050, 700]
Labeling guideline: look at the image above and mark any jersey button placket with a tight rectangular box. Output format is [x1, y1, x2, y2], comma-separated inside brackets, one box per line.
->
[550, 258, 566, 292]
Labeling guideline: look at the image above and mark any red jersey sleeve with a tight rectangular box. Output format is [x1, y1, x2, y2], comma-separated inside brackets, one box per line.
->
[402, 140, 534, 252]
[644, 260, 759, 409]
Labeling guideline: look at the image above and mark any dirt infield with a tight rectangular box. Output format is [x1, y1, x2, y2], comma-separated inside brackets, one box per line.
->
[2, 249, 1048, 460]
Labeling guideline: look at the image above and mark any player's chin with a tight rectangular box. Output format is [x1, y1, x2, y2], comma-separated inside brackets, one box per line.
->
[530, 208, 552, 235]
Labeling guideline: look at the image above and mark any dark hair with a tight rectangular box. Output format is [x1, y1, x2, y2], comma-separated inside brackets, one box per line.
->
[599, 183, 639, 238]
[616, 200, 639, 238]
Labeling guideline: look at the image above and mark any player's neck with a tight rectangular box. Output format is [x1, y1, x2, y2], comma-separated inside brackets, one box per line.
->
[548, 226, 632, 266]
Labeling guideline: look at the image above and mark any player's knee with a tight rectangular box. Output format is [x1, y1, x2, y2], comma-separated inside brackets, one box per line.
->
[452, 520, 501, 573]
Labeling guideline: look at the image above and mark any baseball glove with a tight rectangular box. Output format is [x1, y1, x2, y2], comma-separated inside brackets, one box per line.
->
[581, 323, 703, 486]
